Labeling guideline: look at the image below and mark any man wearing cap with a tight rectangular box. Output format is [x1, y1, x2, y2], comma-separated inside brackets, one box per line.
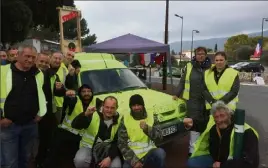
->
[118, 94, 166, 168]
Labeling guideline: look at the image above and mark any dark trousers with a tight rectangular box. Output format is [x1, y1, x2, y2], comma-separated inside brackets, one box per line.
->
[44, 127, 81, 168]
[0, 121, 38, 168]
[123, 148, 166, 168]
[35, 112, 57, 165]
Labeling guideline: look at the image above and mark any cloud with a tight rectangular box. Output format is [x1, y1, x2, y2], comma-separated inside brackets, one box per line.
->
[75, 1, 268, 43]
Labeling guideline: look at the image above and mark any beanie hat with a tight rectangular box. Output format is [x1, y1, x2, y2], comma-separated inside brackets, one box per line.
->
[129, 94, 145, 108]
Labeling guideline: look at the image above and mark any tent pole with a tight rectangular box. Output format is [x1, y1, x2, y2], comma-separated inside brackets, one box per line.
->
[149, 64, 152, 88]
[167, 51, 174, 93]
[163, 0, 169, 90]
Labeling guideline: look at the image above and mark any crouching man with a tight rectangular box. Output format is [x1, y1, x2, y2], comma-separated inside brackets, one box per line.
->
[118, 94, 166, 168]
[185, 101, 259, 168]
[72, 96, 122, 168]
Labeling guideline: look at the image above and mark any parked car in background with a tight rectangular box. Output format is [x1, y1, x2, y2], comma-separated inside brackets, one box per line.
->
[159, 67, 182, 78]
[230, 62, 249, 69]
[231, 62, 265, 72]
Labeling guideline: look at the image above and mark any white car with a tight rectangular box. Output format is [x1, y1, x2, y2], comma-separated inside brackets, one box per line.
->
[230, 62, 249, 69]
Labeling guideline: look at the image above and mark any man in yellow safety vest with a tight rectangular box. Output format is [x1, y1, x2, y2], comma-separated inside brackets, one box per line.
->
[118, 94, 166, 168]
[0, 45, 47, 168]
[72, 96, 122, 168]
[184, 101, 259, 168]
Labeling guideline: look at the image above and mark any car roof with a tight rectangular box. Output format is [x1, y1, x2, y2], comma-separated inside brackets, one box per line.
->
[75, 52, 127, 71]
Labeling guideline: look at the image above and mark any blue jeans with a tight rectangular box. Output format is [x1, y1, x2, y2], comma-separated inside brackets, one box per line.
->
[187, 155, 214, 168]
[123, 148, 166, 168]
[0, 121, 38, 168]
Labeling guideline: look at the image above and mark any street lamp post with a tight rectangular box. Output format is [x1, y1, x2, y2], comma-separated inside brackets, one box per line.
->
[174, 14, 183, 62]
[261, 18, 268, 58]
[190, 29, 200, 60]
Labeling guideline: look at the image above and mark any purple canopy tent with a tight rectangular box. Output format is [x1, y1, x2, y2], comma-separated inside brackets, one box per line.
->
[83, 33, 173, 91]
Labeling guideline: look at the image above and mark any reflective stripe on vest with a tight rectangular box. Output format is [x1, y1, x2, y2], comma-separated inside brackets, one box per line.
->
[182, 63, 193, 100]
[227, 123, 259, 160]
[124, 112, 156, 159]
[80, 112, 121, 149]
[204, 68, 239, 111]
[191, 115, 259, 159]
[191, 115, 215, 158]
[54, 63, 68, 108]
[0, 64, 47, 117]
[60, 96, 86, 136]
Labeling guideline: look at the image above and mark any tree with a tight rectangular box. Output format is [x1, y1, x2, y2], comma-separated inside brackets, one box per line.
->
[224, 34, 250, 52]
[171, 50, 176, 55]
[28, 25, 59, 41]
[207, 48, 213, 53]
[1, 0, 75, 45]
[171, 56, 178, 67]
[1, 0, 32, 46]
[23, 0, 75, 31]
[214, 43, 218, 52]
[82, 34, 97, 46]
[235, 45, 254, 60]
[224, 34, 250, 60]
[63, 18, 89, 39]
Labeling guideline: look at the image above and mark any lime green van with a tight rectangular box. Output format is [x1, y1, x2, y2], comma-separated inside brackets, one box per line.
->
[75, 52, 186, 144]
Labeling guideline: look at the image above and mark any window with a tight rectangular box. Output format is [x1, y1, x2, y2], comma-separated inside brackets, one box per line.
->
[81, 68, 147, 95]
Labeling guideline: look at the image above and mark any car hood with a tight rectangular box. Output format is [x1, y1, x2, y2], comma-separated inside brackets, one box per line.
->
[92, 88, 185, 121]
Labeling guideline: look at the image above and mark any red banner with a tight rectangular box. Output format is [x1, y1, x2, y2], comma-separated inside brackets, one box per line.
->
[62, 11, 78, 23]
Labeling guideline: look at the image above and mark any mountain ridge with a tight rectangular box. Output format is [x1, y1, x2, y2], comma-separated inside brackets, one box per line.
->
[170, 30, 268, 52]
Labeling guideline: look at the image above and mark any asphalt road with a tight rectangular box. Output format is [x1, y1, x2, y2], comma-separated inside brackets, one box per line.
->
[238, 85, 268, 167]
[148, 77, 268, 167]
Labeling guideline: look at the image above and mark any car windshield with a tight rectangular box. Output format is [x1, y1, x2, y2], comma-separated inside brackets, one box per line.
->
[80, 68, 147, 95]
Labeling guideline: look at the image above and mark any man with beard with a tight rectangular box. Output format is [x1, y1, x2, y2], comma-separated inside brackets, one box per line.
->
[49, 51, 69, 124]
[72, 96, 122, 168]
[118, 94, 166, 168]
[44, 84, 94, 168]
[185, 101, 259, 168]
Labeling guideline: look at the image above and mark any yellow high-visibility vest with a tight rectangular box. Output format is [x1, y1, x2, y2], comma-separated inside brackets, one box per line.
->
[182, 63, 193, 100]
[59, 96, 86, 136]
[51, 63, 68, 112]
[124, 112, 156, 159]
[0, 64, 47, 117]
[204, 68, 239, 111]
[80, 112, 121, 148]
[191, 115, 259, 159]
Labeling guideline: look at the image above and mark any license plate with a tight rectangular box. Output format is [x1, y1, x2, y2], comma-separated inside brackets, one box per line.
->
[162, 125, 177, 136]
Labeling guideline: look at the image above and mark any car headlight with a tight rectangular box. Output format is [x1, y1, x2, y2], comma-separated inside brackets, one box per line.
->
[178, 104, 186, 113]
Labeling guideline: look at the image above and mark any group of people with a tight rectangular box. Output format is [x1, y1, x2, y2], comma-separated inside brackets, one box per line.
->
[0, 44, 260, 168]
[173, 47, 259, 168]
[0, 44, 166, 168]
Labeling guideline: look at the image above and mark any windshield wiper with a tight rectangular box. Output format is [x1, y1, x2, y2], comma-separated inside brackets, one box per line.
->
[95, 89, 120, 95]
[121, 86, 147, 91]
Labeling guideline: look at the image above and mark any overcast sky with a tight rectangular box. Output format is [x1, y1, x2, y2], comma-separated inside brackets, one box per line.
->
[75, 1, 268, 43]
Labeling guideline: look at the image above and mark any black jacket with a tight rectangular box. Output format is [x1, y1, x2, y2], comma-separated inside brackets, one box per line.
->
[3, 63, 40, 125]
[176, 56, 211, 120]
[72, 111, 120, 160]
[190, 116, 259, 168]
[210, 124, 259, 168]
[42, 68, 66, 116]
